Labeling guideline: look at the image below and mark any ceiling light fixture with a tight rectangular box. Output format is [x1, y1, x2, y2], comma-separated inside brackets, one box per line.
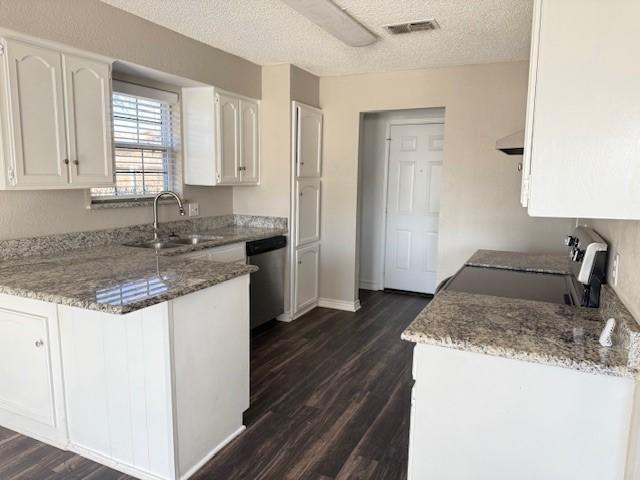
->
[280, 0, 377, 47]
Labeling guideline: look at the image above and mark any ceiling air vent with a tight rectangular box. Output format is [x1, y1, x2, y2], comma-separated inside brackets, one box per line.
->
[384, 19, 440, 35]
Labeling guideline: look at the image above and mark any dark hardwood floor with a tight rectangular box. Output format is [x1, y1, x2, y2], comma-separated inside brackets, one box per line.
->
[0, 290, 429, 480]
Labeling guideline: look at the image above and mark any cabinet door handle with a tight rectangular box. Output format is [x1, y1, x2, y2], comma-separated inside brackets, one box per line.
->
[73, 160, 79, 166]
[64, 158, 69, 165]
[35, 339, 44, 348]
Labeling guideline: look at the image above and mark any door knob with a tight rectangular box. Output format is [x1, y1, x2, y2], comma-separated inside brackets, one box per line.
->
[35, 339, 44, 348]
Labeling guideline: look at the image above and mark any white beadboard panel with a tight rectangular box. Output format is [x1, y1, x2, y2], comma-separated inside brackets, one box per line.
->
[59, 303, 175, 480]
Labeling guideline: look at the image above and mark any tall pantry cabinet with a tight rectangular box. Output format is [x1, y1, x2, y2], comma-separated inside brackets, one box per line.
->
[291, 102, 323, 319]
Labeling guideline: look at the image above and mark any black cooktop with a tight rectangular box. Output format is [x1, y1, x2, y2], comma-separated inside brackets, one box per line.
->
[444, 266, 575, 305]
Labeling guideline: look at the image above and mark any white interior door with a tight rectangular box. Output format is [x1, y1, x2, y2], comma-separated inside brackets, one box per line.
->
[295, 104, 322, 178]
[64, 54, 113, 186]
[384, 123, 444, 294]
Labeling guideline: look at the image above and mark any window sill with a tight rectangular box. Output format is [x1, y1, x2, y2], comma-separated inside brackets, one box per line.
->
[87, 197, 187, 210]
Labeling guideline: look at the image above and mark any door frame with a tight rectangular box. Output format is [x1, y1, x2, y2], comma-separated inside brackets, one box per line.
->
[380, 118, 445, 291]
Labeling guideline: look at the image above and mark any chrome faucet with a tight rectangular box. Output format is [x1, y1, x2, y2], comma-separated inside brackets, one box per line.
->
[153, 191, 185, 239]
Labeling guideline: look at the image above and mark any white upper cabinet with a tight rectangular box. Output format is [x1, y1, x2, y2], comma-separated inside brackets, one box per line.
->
[182, 87, 260, 186]
[63, 54, 113, 186]
[522, 0, 640, 219]
[0, 37, 114, 190]
[295, 103, 322, 178]
[1, 39, 69, 188]
[239, 98, 259, 184]
[217, 92, 240, 185]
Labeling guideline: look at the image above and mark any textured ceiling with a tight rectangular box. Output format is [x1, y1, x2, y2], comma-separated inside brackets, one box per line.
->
[100, 0, 534, 76]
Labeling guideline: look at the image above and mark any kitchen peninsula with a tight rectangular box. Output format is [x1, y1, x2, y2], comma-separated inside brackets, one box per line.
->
[0, 215, 286, 480]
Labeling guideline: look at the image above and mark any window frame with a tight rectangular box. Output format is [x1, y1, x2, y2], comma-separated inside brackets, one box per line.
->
[90, 80, 182, 204]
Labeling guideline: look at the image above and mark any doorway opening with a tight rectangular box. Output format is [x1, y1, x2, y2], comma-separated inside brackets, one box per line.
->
[356, 108, 446, 297]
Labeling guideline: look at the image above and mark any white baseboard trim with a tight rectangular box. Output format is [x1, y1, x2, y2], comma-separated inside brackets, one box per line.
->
[292, 301, 319, 320]
[180, 426, 246, 480]
[359, 280, 381, 291]
[318, 298, 361, 312]
[69, 442, 168, 480]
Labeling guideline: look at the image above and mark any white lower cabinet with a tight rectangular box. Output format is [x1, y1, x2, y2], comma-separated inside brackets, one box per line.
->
[0, 295, 67, 446]
[0, 275, 251, 480]
[408, 344, 636, 480]
[294, 244, 319, 314]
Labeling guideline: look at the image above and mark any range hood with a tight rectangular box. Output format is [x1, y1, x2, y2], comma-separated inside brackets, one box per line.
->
[496, 130, 524, 155]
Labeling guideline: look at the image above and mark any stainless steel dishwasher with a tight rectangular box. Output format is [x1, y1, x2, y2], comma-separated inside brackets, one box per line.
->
[246, 236, 286, 329]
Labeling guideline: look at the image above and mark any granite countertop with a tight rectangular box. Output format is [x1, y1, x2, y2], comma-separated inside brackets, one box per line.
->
[402, 290, 635, 378]
[402, 249, 640, 378]
[466, 249, 571, 274]
[0, 224, 286, 315]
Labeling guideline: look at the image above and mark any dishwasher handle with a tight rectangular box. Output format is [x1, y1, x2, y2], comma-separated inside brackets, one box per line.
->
[246, 235, 287, 256]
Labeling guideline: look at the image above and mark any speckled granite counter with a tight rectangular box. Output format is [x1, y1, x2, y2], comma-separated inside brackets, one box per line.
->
[402, 249, 640, 378]
[0, 220, 287, 314]
[466, 249, 570, 274]
[0, 246, 257, 314]
[402, 290, 636, 377]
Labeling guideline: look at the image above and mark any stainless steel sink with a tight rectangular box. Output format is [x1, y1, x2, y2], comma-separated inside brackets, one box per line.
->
[123, 239, 183, 249]
[171, 234, 224, 245]
[124, 234, 224, 249]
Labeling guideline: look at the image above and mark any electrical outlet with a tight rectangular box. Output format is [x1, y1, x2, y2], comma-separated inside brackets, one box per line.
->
[188, 202, 199, 217]
[612, 253, 620, 287]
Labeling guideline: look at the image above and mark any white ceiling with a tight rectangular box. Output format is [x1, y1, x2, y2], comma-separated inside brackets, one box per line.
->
[101, 0, 534, 76]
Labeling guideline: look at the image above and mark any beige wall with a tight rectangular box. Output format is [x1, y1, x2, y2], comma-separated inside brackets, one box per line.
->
[584, 220, 640, 320]
[0, 0, 261, 240]
[291, 65, 320, 108]
[233, 65, 292, 218]
[320, 62, 574, 303]
[233, 65, 319, 217]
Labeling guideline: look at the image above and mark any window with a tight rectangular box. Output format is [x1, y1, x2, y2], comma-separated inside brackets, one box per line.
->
[91, 81, 181, 201]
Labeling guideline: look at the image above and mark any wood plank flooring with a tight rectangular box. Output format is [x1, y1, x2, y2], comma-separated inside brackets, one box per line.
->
[0, 290, 429, 480]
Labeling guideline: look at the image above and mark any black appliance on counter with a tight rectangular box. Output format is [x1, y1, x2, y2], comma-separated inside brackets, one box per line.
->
[440, 226, 608, 308]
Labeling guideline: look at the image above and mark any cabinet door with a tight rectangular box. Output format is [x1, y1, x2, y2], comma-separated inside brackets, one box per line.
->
[3, 39, 68, 187]
[0, 306, 54, 426]
[239, 99, 259, 184]
[64, 54, 113, 187]
[216, 93, 240, 184]
[524, 0, 640, 219]
[295, 103, 322, 178]
[294, 244, 319, 313]
[296, 179, 321, 246]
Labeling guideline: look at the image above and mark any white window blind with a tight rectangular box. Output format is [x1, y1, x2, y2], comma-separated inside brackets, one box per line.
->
[92, 81, 181, 200]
